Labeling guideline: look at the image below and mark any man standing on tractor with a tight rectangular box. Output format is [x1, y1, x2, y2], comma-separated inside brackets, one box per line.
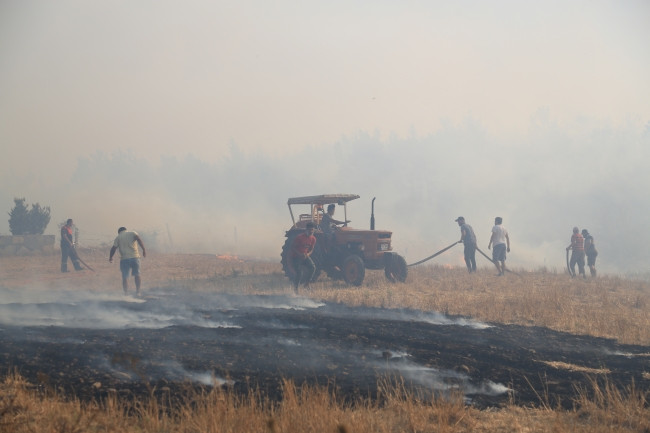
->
[455, 216, 477, 273]
[290, 222, 317, 292]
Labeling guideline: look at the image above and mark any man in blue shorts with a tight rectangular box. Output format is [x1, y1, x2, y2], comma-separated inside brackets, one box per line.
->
[581, 229, 598, 277]
[487, 217, 510, 276]
[109, 227, 147, 295]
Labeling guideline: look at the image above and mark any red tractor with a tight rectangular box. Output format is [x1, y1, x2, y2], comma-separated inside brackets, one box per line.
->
[281, 194, 407, 286]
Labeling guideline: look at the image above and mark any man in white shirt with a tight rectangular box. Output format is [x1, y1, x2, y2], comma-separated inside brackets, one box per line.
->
[487, 217, 510, 276]
[109, 227, 147, 295]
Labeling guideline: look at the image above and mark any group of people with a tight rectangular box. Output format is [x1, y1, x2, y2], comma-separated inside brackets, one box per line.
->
[456, 216, 598, 278]
[566, 227, 598, 278]
[60, 219, 147, 296]
[58, 205, 344, 296]
[456, 216, 511, 276]
[292, 210, 598, 290]
[62, 207, 598, 297]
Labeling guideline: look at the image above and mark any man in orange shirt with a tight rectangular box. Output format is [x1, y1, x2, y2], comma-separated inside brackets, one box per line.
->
[60, 218, 83, 272]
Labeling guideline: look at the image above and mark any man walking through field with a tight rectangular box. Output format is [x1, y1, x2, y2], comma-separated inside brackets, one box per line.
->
[109, 227, 146, 296]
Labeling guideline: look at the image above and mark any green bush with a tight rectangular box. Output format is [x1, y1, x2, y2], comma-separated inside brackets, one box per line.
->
[8, 198, 51, 235]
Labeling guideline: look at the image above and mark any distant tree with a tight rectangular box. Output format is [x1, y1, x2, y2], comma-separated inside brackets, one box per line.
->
[28, 203, 51, 235]
[8, 198, 29, 235]
[8, 197, 51, 235]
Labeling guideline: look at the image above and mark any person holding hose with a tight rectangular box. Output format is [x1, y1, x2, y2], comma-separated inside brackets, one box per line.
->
[566, 227, 586, 278]
[60, 218, 83, 272]
[455, 216, 477, 273]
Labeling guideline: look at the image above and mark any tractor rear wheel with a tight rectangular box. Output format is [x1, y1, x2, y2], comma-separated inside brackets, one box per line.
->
[281, 235, 297, 281]
[385, 253, 408, 283]
[342, 254, 365, 286]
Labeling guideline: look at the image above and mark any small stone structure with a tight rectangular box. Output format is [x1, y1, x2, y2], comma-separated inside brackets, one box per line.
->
[0, 235, 55, 256]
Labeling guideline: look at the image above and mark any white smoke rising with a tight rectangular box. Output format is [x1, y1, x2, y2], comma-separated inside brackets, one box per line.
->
[0, 288, 240, 329]
[157, 360, 233, 386]
[324, 305, 491, 330]
[95, 354, 232, 386]
[381, 360, 511, 398]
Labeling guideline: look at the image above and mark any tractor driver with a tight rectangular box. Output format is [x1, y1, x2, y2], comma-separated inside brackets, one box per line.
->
[320, 204, 349, 235]
[320, 204, 349, 251]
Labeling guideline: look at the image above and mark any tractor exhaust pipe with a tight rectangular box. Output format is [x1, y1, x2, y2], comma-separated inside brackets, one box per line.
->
[370, 197, 376, 230]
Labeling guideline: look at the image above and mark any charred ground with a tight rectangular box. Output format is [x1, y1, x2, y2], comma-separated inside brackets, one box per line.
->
[1, 288, 647, 409]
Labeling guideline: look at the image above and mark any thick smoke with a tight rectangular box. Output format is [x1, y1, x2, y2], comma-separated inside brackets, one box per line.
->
[2, 119, 648, 275]
[2, 1, 649, 276]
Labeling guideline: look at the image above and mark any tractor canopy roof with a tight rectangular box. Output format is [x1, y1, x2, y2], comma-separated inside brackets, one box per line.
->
[287, 194, 360, 206]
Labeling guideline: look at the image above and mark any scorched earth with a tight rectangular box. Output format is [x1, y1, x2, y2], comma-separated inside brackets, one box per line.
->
[0, 285, 647, 409]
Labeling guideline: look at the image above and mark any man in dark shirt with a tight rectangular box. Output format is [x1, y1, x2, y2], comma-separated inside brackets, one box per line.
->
[320, 204, 349, 251]
[291, 222, 317, 292]
[320, 204, 349, 234]
[566, 227, 585, 278]
[60, 218, 83, 272]
[455, 216, 477, 273]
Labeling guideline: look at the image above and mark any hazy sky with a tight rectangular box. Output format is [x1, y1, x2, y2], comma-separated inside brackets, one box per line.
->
[1, 1, 649, 274]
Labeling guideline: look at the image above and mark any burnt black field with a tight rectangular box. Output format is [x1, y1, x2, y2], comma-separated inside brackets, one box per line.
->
[0, 287, 647, 408]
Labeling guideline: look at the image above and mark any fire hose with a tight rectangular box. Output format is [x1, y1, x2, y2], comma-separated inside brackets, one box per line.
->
[408, 241, 521, 276]
[475, 246, 521, 277]
[407, 242, 459, 267]
[71, 246, 95, 272]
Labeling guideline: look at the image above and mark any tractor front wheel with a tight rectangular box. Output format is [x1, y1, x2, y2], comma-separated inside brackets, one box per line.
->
[385, 253, 408, 283]
[342, 255, 365, 286]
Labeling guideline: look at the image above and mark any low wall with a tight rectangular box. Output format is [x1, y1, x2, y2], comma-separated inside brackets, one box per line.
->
[0, 235, 56, 256]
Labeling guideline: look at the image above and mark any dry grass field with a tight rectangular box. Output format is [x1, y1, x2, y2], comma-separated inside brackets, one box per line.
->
[0, 251, 649, 432]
